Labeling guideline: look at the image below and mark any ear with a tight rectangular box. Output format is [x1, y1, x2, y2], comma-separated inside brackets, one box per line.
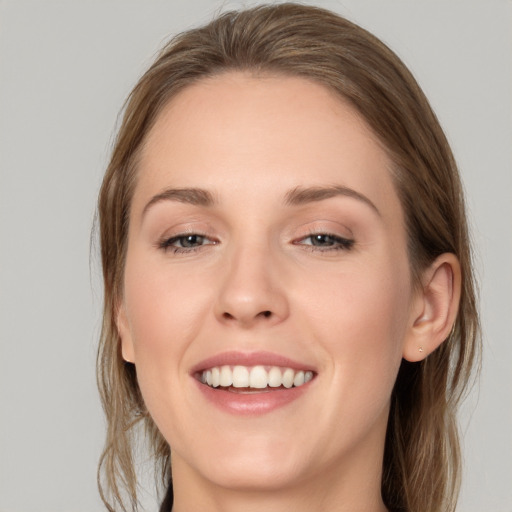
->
[403, 253, 461, 362]
[116, 301, 136, 364]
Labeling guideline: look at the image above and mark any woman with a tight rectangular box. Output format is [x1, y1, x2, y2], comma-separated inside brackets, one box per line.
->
[96, 4, 480, 511]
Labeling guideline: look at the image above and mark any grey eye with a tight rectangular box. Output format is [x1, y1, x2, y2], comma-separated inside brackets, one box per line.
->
[309, 234, 336, 246]
[177, 235, 206, 247]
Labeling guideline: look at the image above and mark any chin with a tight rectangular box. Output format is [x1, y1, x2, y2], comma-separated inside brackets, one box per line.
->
[203, 457, 306, 492]
[173, 433, 313, 493]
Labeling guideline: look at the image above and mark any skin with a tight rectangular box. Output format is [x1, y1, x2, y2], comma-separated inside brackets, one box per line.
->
[117, 73, 461, 512]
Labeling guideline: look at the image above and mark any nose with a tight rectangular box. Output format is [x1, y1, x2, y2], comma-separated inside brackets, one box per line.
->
[214, 243, 290, 328]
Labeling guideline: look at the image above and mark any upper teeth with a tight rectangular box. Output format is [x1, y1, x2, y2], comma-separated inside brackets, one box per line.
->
[201, 365, 313, 389]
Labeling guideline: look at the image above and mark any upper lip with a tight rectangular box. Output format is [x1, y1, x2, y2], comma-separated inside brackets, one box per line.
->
[190, 350, 316, 374]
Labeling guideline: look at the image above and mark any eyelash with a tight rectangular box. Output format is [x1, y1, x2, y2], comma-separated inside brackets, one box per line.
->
[158, 232, 354, 254]
[295, 233, 355, 252]
[158, 233, 216, 254]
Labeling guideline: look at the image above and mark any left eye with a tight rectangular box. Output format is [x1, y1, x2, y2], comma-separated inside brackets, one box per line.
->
[297, 233, 354, 250]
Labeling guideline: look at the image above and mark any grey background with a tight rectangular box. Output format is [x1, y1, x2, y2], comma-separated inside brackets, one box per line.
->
[0, 0, 510, 511]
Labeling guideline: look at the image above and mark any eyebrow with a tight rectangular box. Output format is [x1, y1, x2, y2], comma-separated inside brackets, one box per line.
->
[142, 184, 380, 218]
[284, 185, 381, 216]
[142, 187, 216, 217]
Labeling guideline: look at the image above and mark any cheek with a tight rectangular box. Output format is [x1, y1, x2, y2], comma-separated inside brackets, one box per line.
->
[303, 255, 410, 342]
[123, 254, 211, 358]
[121, 253, 214, 424]
[299, 255, 411, 405]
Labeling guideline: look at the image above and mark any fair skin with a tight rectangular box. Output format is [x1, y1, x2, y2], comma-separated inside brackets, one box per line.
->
[117, 73, 460, 512]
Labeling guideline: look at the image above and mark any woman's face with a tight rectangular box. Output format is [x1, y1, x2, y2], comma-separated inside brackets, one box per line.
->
[118, 73, 419, 494]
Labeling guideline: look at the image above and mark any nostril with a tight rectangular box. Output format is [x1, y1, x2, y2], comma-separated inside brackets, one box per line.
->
[220, 310, 274, 322]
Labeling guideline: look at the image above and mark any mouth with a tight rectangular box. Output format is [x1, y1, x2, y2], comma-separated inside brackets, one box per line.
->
[191, 351, 316, 414]
[197, 365, 315, 392]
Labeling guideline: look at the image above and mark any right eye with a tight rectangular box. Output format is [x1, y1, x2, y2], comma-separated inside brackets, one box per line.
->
[158, 233, 216, 253]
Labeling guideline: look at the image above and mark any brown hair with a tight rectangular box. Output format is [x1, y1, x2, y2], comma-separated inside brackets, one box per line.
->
[96, 4, 480, 511]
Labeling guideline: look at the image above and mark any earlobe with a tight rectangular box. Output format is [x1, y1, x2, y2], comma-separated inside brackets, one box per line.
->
[403, 253, 461, 362]
[117, 302, 135, 364]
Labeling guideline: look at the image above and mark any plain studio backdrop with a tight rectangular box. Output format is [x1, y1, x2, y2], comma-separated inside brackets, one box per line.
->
[0, 1, 510, 511]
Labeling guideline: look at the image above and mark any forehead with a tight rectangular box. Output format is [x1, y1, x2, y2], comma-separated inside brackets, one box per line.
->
[135, 72, 401, 221]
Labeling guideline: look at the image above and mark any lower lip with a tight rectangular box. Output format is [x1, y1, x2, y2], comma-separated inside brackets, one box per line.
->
[194, 379, 311, 415]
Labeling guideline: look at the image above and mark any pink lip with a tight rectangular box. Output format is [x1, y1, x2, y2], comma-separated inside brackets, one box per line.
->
[190, 351, 316, 416]
[190, 350, 315, 373]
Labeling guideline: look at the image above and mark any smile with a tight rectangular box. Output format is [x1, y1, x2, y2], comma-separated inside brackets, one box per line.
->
[192, 351, 316, 414]
[200, 365, 314, 390]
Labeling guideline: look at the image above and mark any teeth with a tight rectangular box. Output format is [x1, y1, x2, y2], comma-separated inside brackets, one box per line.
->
[219, 365, 232, 387]
[282, 368, 294, 388]
[268, 367, 282, 387]
[232, 365, 249, 388]
[293, 370, 305, 387]
[200, 365, 314, 390]
[212, 367, 220, 387]
[249, 366, 268, 388]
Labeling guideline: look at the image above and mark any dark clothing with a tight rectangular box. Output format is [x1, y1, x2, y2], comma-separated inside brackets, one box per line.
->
[159, 484, 173, 512]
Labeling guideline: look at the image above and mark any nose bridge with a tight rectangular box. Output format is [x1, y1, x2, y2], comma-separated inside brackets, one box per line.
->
[215, 237, 289, 326]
